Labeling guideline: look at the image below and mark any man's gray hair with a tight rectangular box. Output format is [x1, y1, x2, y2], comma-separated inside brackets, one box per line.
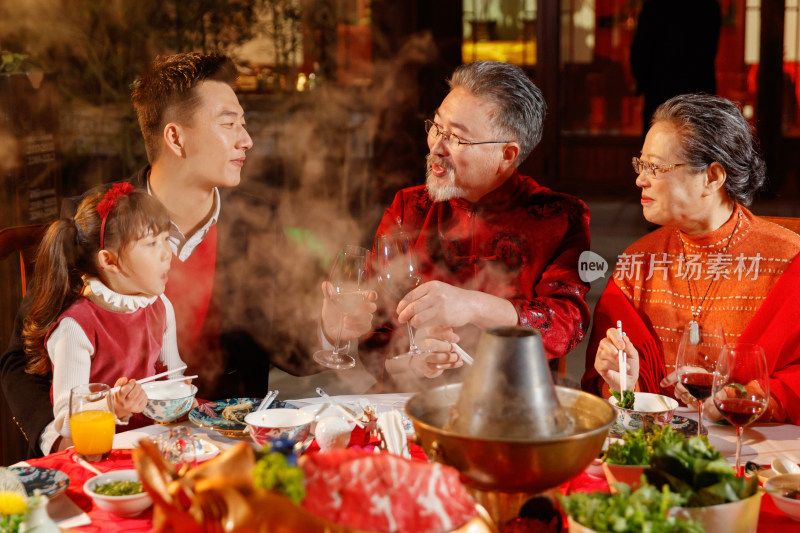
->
[448, 61, 546, 165]
[652, 93, 766, 206]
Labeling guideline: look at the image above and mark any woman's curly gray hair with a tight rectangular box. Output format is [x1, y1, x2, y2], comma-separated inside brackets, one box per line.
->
[652, 93, 766, 206]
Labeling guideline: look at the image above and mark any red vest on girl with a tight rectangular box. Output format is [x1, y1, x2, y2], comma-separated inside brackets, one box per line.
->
[47, 296, 168, 385]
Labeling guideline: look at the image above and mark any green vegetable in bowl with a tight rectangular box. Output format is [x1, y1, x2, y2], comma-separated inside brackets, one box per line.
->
[645, 433, 759, 507]
[605, 426, 685, 466]
[604, 429, 650, 465]
[610, 388, 635, 409]
[94, 480, 143, 496]
[559, 483, 703, 533]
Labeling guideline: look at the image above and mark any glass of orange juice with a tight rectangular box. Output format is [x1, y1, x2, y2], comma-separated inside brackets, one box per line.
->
[69, 383, 115, 462]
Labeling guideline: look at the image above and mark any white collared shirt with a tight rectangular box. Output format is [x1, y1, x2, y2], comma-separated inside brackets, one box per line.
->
[146, 179, 221, 262]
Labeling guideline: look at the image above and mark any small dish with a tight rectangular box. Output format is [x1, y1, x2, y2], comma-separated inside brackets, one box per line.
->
[8, 466, 69, 499]
[84, 469, 152, 518]
[602, 462, 647, 492]
[609, 414, 704, 439]
[193, 440, 221, 462]
[188, 398, 290, 438]
[765, 473, 800, 521]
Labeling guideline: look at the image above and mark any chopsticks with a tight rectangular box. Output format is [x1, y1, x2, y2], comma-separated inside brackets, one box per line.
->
[452, 343, 474, 366]
[256, 390, 279, 412]
[315, 387, 364, 428]
[617, 320, 627, 392]
[73, 454, 104, 475]
[108, 365, 188, 394]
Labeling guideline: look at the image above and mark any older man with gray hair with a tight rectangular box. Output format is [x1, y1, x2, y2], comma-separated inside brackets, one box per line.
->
[321, 60, 591, 389]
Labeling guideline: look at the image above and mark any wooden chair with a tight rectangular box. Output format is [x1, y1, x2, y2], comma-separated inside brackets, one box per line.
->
[760, 215, 800, 236]
[0, 223, 47, 464]
[0, 223, 47, 297]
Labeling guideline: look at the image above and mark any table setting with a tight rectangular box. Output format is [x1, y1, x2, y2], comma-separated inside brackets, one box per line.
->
[3, 328, 800, 532]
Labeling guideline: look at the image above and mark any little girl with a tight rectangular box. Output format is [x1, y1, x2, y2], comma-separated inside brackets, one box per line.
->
[22, 183, 186, 453]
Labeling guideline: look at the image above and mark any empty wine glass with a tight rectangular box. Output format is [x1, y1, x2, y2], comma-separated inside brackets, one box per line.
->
[675, 322, 726, 436]
[375, 233, 423, 358]
[313, 245, 368, 370]
[712, 342, 770, 476]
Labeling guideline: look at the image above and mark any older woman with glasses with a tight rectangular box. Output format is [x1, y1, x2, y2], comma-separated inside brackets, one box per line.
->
[582, 93, 800, 424]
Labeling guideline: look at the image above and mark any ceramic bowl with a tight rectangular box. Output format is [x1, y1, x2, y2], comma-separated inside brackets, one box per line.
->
[83, 469, 152, 518]
[609, 392, 678, 432]
[670, 492, 762, 533]
[601, 462, 647, 492]
[765, 473, 800, 521]
[142, 382, 197, 423]
[244, 408, 313, 447]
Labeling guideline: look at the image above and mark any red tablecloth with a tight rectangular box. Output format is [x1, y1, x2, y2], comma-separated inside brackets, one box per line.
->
[26, 445, 798, 532]
[29, 448, 153, 532]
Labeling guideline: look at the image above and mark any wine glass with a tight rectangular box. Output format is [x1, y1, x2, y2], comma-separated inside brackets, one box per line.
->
[712, 343, 770, 476]
[163, 426, 200, 472]
[69, 383, 115, 462]
[313, 245, 368, 370]
[675, 322, 726, 436]
[375, 233, 423, 358]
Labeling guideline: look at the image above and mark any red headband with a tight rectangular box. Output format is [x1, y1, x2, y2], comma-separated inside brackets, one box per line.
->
[97, 182, 134, 249]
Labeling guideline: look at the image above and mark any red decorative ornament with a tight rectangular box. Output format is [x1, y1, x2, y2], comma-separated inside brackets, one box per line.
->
[97, 182, 134, 249]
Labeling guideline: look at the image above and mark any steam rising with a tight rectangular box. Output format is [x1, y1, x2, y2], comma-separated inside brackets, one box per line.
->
[1, 4, 446, 395]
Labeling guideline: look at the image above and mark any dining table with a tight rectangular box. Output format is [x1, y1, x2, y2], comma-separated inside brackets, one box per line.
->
[9, 393, 800, 532]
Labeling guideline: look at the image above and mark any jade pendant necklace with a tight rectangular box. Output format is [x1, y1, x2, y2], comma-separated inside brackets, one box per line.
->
[677, 211, 742, 345]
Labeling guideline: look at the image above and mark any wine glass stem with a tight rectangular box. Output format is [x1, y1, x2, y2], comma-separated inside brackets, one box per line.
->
[407, 323, 420, 354]
[696, 400, 704, 437]
[735, 425, 744, 476]
[332, 316, 345, 356]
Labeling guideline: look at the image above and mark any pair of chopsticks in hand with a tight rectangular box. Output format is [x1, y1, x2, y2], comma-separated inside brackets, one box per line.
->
[617, 320, 628, 392]
[107, 365, 197, 395]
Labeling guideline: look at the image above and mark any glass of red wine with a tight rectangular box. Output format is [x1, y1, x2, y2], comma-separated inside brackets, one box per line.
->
[375, 233, 423, 358]
[675, 323, 726, 437]
[712, 343, 770, 476]
[313, 245, 368, 370]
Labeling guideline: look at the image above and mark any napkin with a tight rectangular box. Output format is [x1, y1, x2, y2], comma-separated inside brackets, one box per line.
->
[48, 494, 92, 528]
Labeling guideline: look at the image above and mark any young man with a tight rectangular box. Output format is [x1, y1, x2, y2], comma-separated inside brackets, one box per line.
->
[321, 61, 591, 388]
[2, 52, 313, 456]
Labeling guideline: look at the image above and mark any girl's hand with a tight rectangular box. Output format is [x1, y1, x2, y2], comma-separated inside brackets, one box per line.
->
[112, 377, 147, 418]
[594, 327, 639, 391]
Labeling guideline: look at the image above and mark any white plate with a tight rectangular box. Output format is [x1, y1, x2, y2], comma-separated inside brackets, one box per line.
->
[193, 440, 221, 462]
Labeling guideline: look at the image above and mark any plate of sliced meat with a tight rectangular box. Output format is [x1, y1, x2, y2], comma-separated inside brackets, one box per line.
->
[300, 448, 489, 532]
[188, 398, 292, 438]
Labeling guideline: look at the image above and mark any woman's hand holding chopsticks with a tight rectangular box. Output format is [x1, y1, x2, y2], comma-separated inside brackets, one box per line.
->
[594, 327, 640, 393]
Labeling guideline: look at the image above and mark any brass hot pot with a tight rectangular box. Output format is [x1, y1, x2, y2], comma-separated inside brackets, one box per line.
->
[406, 383, 614, 495]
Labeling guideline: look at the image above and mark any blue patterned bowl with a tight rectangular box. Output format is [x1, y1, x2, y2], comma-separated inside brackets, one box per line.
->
[244, 408, 313, 447]
[609, 392, 678, 432]
[142, 382, 197, 423]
